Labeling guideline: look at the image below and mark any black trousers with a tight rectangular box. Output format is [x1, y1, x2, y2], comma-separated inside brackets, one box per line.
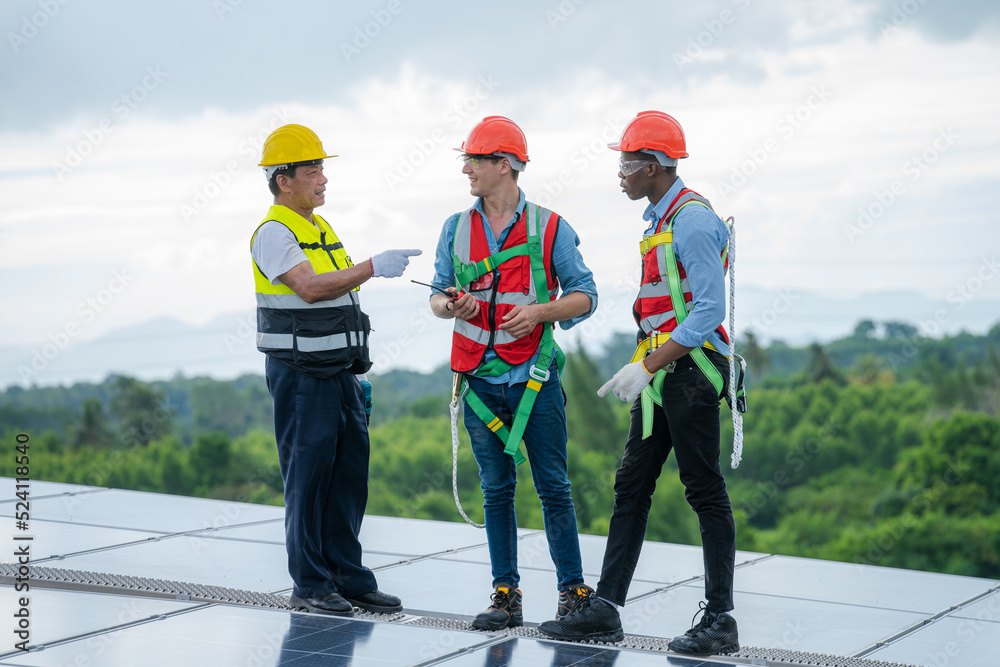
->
[266, 357, 378, 599]
[596, 350, 736, 612]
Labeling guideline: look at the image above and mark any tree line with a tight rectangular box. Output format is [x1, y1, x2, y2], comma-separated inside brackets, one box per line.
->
[2, 320, 998, 578]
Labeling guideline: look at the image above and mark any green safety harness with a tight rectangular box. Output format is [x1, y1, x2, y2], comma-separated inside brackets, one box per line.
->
[452, 204, 564, 466]
[636, 201, 746, 439]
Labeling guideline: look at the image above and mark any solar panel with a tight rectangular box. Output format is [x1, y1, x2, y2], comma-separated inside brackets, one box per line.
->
[3, 478, 998, 666]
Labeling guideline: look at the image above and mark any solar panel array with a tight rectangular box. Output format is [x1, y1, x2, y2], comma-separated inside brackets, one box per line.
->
[1, 479, 998, 666]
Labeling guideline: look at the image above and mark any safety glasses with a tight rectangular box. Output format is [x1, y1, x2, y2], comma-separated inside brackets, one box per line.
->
[619, 159, 656, 177]
[459, 154, 500, 169]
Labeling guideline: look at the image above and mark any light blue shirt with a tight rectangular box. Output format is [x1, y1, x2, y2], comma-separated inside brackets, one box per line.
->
[642, 177, 731, 355]
[432, 188, 598, 384]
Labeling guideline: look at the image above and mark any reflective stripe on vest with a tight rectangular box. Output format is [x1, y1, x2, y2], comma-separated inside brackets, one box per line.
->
[633, 189, 728, 339]
[256, 330, 365, 352]
[251, 205, 371, 375]
[450, 202, 559, 372]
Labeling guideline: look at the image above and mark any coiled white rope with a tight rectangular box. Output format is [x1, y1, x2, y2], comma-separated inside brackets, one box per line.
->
[727, 217, 744, 469]
[451, 394, 485, 528]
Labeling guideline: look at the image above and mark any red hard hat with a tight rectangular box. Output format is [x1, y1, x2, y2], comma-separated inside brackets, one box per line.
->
[454, 116, 529, 162]
[608, 110, 688, 158]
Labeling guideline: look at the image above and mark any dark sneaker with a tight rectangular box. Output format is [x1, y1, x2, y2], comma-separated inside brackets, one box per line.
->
[289, 592, 354, 617]
[557, 584, 595, 619]
[343, 589, 403, 614]
[471, 585, 523, 630]
[538, 592, 624, 643]
[667, 603, 739, 656]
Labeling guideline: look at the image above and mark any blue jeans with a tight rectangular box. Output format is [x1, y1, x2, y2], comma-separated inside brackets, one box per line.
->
[463, 373, 584, 591]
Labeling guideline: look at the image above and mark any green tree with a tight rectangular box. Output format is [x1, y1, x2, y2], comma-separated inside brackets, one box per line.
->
[69, 398, 114, 448]
[191, 380, 248, 438]
[190, 432, 233, 491]
[805, 343, 845, 385]
[853, 319, 877, 339]
[109, 376, 175, 446]
[740, 329, 769, 384]
[563, 347, 620, 454]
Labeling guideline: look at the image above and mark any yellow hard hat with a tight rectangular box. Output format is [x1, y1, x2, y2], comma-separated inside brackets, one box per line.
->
[259, 124, 337, 168]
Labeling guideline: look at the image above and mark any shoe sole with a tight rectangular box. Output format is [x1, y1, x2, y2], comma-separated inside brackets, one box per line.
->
[547, 628, 624, 643]
[289, 595, 354, 617]
[344, 598, 403, 614]
[471, 616, 523, 631]
[667, 641, 740, 656]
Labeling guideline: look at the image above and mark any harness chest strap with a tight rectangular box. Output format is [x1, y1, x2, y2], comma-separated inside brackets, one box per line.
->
[457, 204, 560, 465]
[638, 200, 728, 438]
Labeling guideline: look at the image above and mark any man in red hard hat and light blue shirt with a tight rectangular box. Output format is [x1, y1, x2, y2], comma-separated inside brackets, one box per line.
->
[428, 116, 599, 630]
[539, 111, 739, 656]
[251, 124, 419, 617]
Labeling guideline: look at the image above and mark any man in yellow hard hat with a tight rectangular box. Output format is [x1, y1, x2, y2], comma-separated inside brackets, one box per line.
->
[539, 111, 739, 656]
[428, 116, 598, 630]
[251, 124, 419, 617]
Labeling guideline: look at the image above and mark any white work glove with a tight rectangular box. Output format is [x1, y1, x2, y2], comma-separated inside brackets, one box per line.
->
[370, 248, 422, 278]
[597, 361, 654, 403]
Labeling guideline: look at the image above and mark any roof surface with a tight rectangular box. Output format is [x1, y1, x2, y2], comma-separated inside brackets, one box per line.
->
[1, 479, 998, 666]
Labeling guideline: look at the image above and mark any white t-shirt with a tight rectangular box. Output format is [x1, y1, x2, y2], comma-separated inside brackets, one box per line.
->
[251, 221, 309, 285]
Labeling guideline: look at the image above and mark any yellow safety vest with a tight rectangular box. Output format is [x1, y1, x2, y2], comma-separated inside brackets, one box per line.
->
[251, 205, 371, 377]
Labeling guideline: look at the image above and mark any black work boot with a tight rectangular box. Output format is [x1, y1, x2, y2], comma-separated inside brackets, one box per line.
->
[556, 584, 595, 619]
[667, 603, 740, 656]
[471, 585, 523, 630]
[538, 591, 624, 643]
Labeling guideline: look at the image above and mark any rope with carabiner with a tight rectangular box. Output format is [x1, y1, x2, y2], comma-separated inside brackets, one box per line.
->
[450, 374, 484, 528]
[727, 217, 744, 469]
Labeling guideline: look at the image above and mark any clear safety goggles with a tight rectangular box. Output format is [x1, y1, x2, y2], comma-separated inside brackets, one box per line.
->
[619, 158, 656, 177]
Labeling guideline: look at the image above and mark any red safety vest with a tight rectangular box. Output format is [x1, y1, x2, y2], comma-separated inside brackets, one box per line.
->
[451, 203, 559, 372]
[633, 188, 730, 344]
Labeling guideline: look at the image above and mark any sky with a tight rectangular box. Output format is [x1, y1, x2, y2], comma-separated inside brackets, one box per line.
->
[2, 0, 999, 381]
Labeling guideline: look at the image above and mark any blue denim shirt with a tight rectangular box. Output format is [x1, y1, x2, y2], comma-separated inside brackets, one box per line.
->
[432, 188, 598, 384]
[643, 177, 731, 355]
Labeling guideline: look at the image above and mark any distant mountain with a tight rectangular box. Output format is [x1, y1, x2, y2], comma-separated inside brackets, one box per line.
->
[2, 285, 997, 388]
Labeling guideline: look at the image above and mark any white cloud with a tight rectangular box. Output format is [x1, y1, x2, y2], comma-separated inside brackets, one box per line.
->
[1, 12, 998, 359]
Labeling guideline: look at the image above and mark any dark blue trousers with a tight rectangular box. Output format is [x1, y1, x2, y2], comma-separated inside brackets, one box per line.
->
[265, 357, 377, 599]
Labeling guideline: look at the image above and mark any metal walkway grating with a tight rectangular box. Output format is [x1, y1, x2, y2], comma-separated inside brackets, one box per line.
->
[1, 564, 921, 667]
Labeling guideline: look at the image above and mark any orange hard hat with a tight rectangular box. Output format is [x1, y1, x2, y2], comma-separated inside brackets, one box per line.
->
[609, 111, 688, 161]
[455, 116, 530, 166]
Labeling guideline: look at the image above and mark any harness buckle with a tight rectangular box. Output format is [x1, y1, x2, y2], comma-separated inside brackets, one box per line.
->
[528, 365, 550, 384]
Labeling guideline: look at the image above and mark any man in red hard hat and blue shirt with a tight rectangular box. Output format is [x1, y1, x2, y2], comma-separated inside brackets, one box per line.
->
[539, 111, 740, 656]
[251, 124, 419, 617]
[428, 116, 599, 631]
